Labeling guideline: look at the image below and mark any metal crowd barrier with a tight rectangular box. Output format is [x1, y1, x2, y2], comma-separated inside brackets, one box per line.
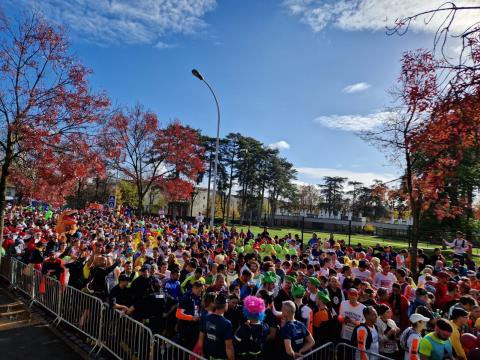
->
[60, 284, 104, 350]
[33, 269, 62, 316]
[101, 305, 153, 360]
[11, 258, 34, 298]
[0, 255, 12, 282]
[152, 334, 207, 360]
[1, 256, 355, 360]
[335, 342, 395, 360]
[299, 341, 334, 360]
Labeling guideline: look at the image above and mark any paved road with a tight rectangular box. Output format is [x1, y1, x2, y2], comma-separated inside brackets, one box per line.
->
[0, 290, 82, 360]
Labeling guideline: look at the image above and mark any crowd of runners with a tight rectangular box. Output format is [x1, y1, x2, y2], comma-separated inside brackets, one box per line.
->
[2, 204, 480, 360]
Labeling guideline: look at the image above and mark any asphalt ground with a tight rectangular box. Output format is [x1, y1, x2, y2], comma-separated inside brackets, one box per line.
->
[0, 289, 83, 360]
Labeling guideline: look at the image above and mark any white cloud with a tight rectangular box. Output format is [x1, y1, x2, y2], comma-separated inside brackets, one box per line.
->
[296, 167, 397, 187]
[154, 41, 177, 49]
[343, 82, 371, 93]
[283, 0, 480, 35]
[268, 140, 291, 150]
[10, 0, 217, 45]
[314, 111, 396, 132]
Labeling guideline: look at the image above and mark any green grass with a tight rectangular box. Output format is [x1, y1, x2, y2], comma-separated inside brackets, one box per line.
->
[235, 225, 480, 258]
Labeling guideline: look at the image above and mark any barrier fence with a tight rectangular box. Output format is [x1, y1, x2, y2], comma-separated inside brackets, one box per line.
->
[12, 259, 34, 298]
[33, 268, 62, 316]
[101, 305, 154, 360]
[299, 341, 334, 360]
[0, 255, 11, 283]
[152, 334, 206, 360]
[335, 342, 395, 360]
[60, 284, 104, 349]
[0, 256, 391, 360]
[0, 256, 206, 360]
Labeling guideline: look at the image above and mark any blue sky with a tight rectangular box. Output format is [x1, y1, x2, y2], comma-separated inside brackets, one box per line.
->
[5, 0, 477, 187]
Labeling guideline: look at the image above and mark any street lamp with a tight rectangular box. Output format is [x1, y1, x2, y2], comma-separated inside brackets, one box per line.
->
[191, 69, 221, 229]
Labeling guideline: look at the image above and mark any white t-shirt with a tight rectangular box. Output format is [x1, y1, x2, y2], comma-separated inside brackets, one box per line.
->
[396, 255, 406, 269]
[354, 325, 379, 360]
[339, 300, 366, 340]
[352, 268, 371, 282]
[404, 331, 422, 360]
[319, 267, 330, 278]
[174, 250, 184, 267]
[373, 272, 397, 291]
[376, 318, 398, 354]
[446, 238, 469, 255]
[417, 274, 437, 288]
[299, 304, 312, 329]
[369, 326, 379, 360]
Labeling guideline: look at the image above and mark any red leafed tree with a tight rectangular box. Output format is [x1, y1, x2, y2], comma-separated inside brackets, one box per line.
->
[402, 23, 480, 238]
[362, 49, 439, 278]
[410, 92, 480, 223]
[100, 105, 204, 215]
[0, 13, 109, 246]
[11, 141, 106, 207]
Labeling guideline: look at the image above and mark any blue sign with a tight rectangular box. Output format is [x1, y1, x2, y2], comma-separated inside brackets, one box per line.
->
[108, 195, 116, 208]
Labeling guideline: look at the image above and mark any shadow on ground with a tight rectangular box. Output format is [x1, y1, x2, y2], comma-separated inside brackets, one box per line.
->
[0, 290, 82, 360]
[0, 324, 82, 359]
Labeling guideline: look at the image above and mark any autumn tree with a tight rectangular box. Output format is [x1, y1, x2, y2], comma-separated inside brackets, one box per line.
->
[0, 13, 109, 247]
[12, 144, 106, 208]
[382, 3, 480, 269]
[408, 90, 480, 239]
[388, 2, 480, 94]
[100, 105, 203, 215]
[362, 50, 438, 278]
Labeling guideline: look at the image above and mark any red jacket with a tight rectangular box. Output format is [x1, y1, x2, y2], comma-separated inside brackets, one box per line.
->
[388, 294, 409, 330]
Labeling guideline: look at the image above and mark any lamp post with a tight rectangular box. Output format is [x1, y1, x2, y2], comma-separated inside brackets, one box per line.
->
[192, 69, 220, 229]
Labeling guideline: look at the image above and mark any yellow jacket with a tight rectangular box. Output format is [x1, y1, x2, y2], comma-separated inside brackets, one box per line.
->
[449, 321, 467, 360]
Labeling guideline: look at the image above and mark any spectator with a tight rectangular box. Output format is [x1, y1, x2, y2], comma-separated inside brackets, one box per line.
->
[443, 232, 469, 265]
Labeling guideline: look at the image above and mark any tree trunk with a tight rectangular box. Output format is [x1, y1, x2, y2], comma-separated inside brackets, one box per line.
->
[221, 192, 228, 221]
[137, 196, 144, 217]
[94, 177, 100, 202]
[465, 185, 474, 240]
[0, 135, 14, 252]
[239, 181, 247, 225]
[206, 157, 212, 219]
[137, 181, 144, 217]
[76, 180, 82, 209]
[225, 156, 234, 225]
[257, 183, 265, 225]
[405, 147, 419, 280]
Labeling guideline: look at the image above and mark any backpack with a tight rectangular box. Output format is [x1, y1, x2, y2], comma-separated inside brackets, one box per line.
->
[454, 239, 466, 248]
[351, 324, 376, 350]
[235, 322, 267, 354]
[400, 327, 415, 350]
[295, 304, 309, 326]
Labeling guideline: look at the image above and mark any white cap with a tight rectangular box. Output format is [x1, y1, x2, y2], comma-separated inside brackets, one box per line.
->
[410, 313, 430, 323]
